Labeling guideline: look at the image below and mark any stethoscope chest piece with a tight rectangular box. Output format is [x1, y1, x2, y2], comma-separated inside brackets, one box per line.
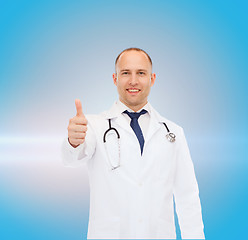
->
[166, 132, 176, 142]
[163, 123, 176, 143]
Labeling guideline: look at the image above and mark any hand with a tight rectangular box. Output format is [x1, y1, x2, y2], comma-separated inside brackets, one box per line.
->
[67, 99, 88, 148]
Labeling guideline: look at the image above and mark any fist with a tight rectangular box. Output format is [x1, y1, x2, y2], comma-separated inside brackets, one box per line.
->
[67, 99, 88, 148]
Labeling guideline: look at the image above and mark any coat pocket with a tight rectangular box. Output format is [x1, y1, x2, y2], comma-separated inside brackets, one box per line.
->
[87, 217, 120, 239]
[156, 218, 176, 239]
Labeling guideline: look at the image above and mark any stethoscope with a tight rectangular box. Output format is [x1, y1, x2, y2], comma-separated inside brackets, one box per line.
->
[103, 119, 176, 170]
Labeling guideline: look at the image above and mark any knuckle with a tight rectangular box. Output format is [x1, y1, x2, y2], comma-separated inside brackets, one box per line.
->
[78, 133, 83, 138]
[68, 125, 74, 132]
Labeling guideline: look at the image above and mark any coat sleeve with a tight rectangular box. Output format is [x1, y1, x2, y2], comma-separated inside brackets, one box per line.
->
[173, 127, 205, 239]
[61, 118, 97, 167]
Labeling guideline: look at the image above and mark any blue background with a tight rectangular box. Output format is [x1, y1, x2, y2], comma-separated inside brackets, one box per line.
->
[0, 0, 247, 239]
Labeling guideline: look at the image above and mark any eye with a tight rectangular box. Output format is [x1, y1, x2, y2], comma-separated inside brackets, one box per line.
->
[139, 72, 145, 75]
[122, 71, 129, 75]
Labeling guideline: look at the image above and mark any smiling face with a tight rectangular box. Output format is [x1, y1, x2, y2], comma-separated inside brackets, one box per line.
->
[113, 50, 156, 112]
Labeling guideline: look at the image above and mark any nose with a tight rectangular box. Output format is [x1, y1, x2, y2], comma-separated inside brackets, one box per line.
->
[129, 73, 138, 86]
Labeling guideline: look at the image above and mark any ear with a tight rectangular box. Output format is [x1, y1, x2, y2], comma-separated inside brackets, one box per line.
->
[113, 73, 117, 86]
[150, 73, 156, 86]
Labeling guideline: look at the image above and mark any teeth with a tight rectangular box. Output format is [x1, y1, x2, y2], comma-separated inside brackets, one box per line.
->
[128, 89, 139, 92]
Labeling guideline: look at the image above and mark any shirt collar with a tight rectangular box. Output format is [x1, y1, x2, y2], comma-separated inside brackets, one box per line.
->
[104, 100, 155, 120]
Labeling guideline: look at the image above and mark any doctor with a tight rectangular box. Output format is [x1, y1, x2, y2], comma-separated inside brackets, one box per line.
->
[62, 48, 205, 239]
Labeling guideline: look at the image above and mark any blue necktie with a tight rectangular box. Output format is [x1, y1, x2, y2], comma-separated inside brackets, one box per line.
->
[124, 109, 147, 155]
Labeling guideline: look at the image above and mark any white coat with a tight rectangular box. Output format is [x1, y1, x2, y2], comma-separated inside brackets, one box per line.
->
[62, 102, 205, 239]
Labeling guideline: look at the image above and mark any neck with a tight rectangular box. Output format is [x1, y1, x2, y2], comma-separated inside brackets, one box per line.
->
[119, 99, 147, 112]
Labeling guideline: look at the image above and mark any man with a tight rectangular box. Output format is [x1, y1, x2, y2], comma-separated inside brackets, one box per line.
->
[61, 48, 205, 239]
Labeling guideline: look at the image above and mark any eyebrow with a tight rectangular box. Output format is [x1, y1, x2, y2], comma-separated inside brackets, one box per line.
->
[120, 69, 148, 72]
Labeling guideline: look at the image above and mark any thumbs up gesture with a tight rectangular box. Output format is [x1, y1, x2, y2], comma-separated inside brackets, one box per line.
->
[67, 99, 88, 148]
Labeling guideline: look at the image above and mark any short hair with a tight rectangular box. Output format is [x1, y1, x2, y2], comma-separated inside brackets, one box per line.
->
[115, 47, 152, 72]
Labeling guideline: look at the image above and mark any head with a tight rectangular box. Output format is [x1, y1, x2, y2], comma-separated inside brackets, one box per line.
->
[113, 48, 156, 112]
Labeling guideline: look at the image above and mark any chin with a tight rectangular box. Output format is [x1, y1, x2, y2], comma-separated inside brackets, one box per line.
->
[127, 100, 142, 107]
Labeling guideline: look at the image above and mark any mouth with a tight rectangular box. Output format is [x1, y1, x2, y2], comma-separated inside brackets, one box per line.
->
[126, 88, 141, 94]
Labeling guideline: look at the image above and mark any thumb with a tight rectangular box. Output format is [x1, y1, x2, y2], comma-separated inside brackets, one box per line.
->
[75, 99, 84, 116]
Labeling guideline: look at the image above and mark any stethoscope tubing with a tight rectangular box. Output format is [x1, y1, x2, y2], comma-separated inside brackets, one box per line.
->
[103, 119, 120, 143]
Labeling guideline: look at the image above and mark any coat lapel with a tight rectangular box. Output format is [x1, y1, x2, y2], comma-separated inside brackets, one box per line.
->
[104, 102, 133, 135]
[115, 116, 133, 135]
[145, 105, 164, 145]
[140, 106, 168, 180]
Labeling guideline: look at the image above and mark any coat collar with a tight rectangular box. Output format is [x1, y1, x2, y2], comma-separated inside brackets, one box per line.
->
[104, 100, 166, 122]
[104, 100, 152, 119]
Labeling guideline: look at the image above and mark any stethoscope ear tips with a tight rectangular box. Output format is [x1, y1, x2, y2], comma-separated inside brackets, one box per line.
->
[166, 132, 176, 142]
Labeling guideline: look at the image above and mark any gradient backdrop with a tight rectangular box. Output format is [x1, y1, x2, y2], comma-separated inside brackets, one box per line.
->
[0, 0, 247, 239]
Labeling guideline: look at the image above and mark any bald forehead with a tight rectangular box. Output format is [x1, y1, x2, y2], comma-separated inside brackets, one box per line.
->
[115, 50, 152, 72]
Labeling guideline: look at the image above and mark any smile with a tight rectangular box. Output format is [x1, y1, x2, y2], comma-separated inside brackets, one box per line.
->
[127, 88, 140, 93]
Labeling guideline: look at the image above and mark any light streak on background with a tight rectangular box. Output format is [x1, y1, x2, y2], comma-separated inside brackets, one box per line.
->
[0, 0, 247, 239]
